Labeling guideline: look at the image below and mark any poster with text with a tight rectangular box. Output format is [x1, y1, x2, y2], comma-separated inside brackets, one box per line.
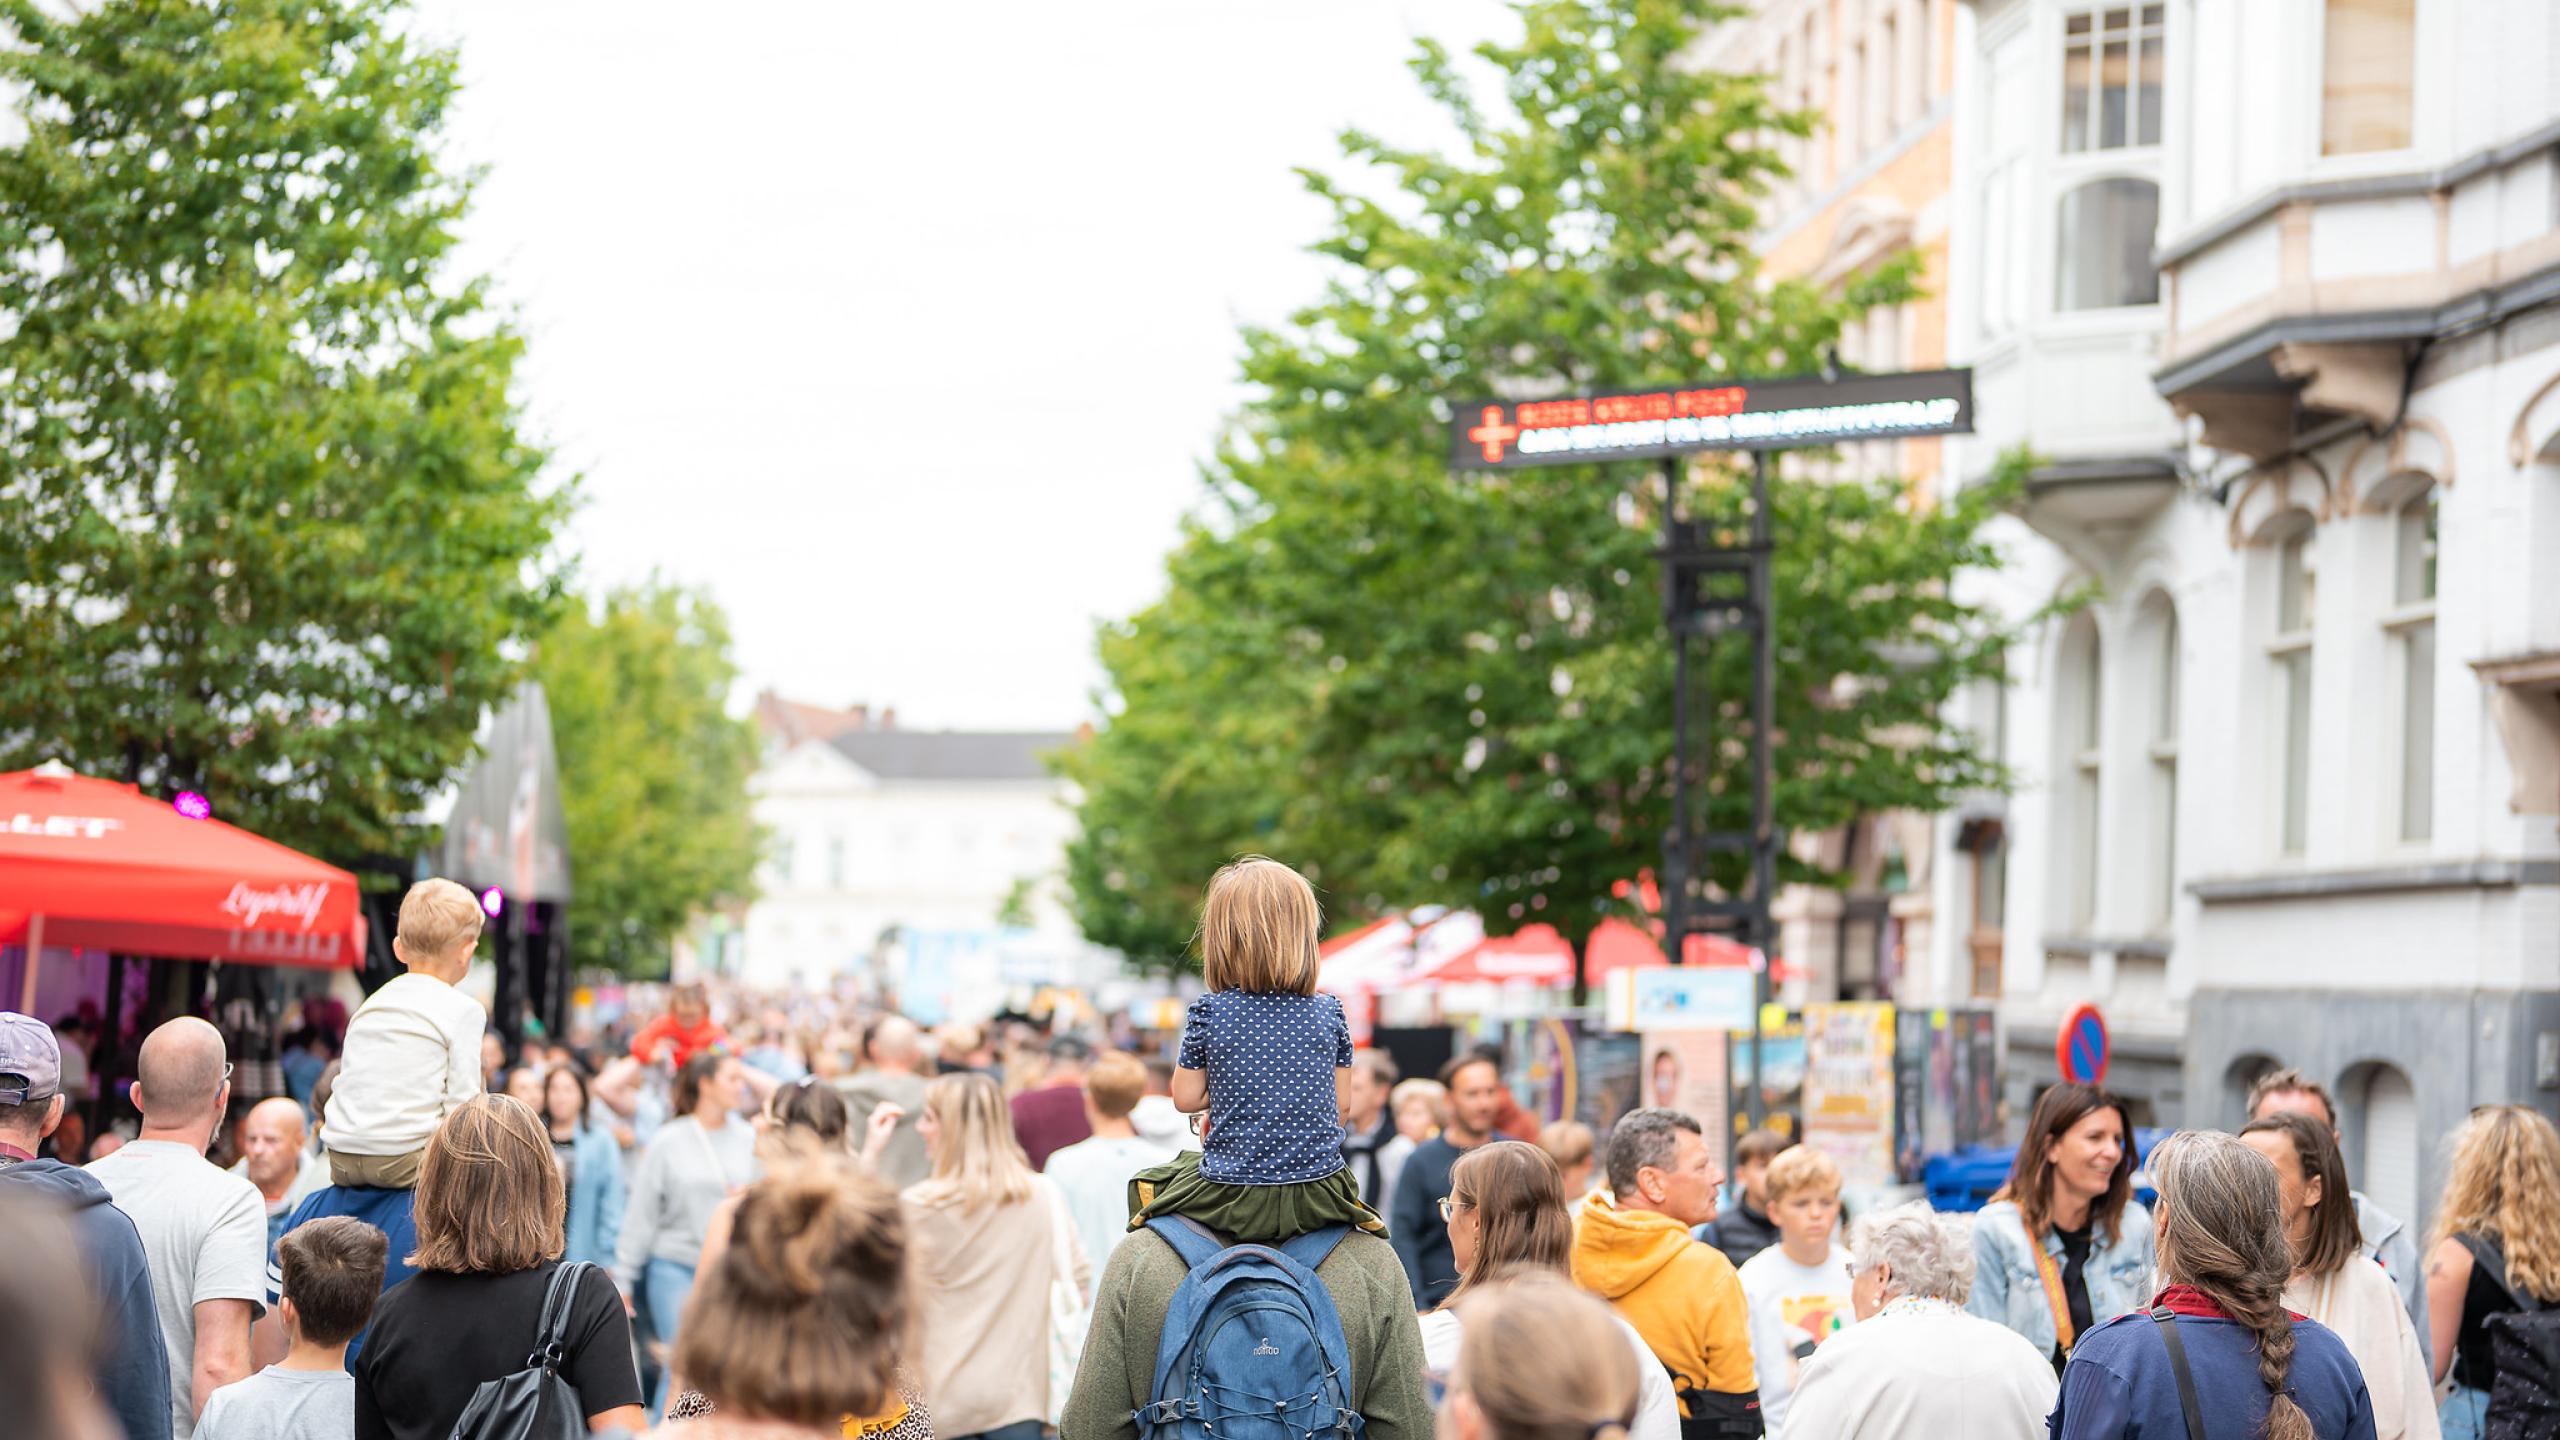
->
[1804, 1003, 1899, 1188]
[1728, 1017, 1806, 1146]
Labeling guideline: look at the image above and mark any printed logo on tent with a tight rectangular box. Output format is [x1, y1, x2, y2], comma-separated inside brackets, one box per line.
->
[220, 882, 332, 931]
[6, 813, 123, 839]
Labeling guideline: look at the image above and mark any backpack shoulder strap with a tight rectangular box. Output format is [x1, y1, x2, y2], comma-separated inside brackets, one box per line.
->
[1274, 1224, 1354, 1277]
[2455, 1233, 2546, 1311]
[1143, 1215, 1227, 1271]
[2149, 1307, 2210, 1440]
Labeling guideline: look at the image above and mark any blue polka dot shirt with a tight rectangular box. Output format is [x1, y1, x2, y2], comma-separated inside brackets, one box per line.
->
[1178, 989, 1355, 1186]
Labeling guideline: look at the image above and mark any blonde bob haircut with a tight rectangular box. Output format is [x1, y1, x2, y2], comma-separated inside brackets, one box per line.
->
[1199, 855, 1321, 994]
[409, 1095, 564, 1275]
[1451, 1271, 1640, 1440]
[910, 1072, 1034, 1213]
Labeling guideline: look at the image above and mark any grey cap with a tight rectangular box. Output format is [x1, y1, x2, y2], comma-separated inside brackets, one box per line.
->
[0, 1013, 62, 1107]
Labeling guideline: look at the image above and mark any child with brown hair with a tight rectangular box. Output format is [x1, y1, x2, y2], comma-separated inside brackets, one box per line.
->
[1127, 855, 1385, 1241]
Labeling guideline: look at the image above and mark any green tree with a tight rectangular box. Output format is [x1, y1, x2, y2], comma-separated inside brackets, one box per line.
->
[0, 0, 567, 860]
[1064, 0, 2022, 978]
[535, 582, 760, 978]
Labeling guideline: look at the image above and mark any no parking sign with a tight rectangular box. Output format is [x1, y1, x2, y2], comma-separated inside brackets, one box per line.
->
[2056, 1002, 2110, 1086]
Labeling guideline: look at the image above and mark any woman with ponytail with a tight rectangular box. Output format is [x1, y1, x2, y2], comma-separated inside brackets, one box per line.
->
[650, 1146, 928, 1440]
[1439, 1272, 1641, 1440]
[2050, 1129, 2376, 1440]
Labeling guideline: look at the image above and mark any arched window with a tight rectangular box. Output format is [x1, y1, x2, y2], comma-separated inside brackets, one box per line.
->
[2137, 593, 2180, 929]
[2342, 1061, 2420, 1225]
[2056, 614, 2104, 930]
[2056, 178, 2161, 311]
[2266, 517, 2318, 856]
[2388, 487, 2438, 842]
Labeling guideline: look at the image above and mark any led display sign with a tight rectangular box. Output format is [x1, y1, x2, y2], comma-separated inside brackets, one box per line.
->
[1449, 367, 1974, 469]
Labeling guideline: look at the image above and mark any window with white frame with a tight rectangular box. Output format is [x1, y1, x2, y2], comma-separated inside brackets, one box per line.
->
[2056, 177, 2161, 310]
[2322, 0, 2415, 155]
[2060, 4, 2165, 152]
[825, 835, 846, 888]
[770, 835, 797, 887]
[2387, 488, 2437, 841]
[2061, 615, 2104, 930]
[2143, 598, 2179, 929]
[2268, 520, 2318, 857]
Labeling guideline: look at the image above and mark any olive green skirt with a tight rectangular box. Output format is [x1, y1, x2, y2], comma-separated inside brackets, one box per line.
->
[1127, 1150, 1389, 1244]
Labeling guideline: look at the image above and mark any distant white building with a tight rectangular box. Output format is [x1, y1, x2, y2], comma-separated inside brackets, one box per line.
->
[1936, 0, 2560, 1220]
[737, 694, 1089, 1002]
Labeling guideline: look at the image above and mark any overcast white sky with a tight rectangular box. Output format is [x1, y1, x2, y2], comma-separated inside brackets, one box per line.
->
[405, 2, 1512, 731]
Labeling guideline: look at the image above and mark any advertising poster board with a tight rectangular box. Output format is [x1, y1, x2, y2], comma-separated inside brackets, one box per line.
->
[1803, 1002, 1898, 1188]
[1575, 1028, 1643, 1138]
[1643, 1030, 1732, 1171]
[1728, 1015, 1807, 1146]
[1892, 1006, 2007, 1181]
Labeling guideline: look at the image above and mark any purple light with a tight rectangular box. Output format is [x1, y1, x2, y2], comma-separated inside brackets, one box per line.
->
[479, 886, 505, 918]
[173, 792, 212, 821]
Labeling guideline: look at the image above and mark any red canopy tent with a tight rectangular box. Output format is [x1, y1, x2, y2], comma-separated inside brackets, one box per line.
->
[0, 768, 368, 1009]
[1398, 917, 1762, 988]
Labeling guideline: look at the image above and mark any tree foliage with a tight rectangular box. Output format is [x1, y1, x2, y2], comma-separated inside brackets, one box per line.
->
[0, 0, 567, 860]
[1063, 0, 2023, 975]
[534, 582, 760, 978]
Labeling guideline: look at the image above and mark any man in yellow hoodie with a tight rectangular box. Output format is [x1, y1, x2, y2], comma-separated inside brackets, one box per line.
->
[1572, 1107, 1764, 1437]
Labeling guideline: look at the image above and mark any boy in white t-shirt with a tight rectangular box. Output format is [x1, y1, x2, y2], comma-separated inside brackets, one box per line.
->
[1737, 1145, 1857, 1434]
[320, 879, 487, 1188]
[197, 1216, 385, 1440]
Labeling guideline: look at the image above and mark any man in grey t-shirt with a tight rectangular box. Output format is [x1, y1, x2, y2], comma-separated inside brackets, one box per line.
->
[834, 1016, 931, 1187]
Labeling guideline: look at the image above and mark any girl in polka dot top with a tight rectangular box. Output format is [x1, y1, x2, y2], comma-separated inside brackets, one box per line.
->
[1124, 855, 1387, 1243]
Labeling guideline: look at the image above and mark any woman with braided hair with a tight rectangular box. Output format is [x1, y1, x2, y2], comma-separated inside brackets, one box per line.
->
[2050, 1129, 2377, 1440]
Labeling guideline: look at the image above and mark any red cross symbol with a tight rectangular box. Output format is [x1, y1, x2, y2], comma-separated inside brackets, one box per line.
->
[1468, 406, 1521, 464]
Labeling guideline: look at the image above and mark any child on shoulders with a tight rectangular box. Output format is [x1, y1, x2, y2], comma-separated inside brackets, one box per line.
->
[1128, 856, 1385, 1243]
[321, 879, 487, 1189]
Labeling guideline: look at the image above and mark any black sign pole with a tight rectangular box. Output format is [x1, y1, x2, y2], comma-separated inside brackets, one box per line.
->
[1661, 452, 1689, 975]
[1748, 446, 1774, 1132]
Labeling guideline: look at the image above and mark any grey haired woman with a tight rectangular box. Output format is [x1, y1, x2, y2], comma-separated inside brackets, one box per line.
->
[2049, 1130, 2378, 1440]
[1783, 1202, 2057, 1439]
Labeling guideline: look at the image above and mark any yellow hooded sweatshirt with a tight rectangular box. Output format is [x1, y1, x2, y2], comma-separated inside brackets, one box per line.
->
[1571, 1190, 1759, 1421]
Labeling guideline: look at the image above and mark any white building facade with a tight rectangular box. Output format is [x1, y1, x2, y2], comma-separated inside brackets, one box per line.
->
[738, 705, 1089, 1007]
[1938, 0, 2560, 1218]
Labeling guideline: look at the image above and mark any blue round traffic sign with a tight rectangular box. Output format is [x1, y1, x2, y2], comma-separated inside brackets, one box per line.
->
[2057, 1002, 2110, 1085]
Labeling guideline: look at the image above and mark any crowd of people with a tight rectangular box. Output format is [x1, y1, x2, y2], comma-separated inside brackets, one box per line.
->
[3, 857, 2559, 1440]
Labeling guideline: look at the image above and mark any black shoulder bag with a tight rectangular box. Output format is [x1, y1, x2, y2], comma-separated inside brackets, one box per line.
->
[2149, 1306, 2211, 1440]
[449, 1260, 600, 1440]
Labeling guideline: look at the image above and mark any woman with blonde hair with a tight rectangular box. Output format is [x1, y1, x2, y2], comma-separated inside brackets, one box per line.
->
[2049, 1129, 2375, 1440]
[1537, 1119, 1597, 1200]
[2423, 1105, 2560, 1440]
[650, 1149, 925, 1440]
[1440, 1271, 1642, 1440]
[903, 1072, 1088, 1440]
[2238, 1113, 2438, 1440]
[1424, 1140, 1679, 1440]
[1392, 1078, 1448, 1144]
[355, 1095, 648, 1440]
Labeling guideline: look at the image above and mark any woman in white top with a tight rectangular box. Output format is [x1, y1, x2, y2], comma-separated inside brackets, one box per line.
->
[1783, 1203, 2058, 1440]
[903, 1072, 1089, 1440]
[1419, 1139, 1679, 1440]
[615, 1051, 756, 1415]
[1441, 1272, 1645, 1440]
[2240, 1113, 2441, 1440]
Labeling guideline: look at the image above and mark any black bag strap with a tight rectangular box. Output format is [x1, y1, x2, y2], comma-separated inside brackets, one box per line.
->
[2149, 1307, 2209, 1440]
[529, 1261, 596, 1371]
[2457, 1232, 2552, 1314]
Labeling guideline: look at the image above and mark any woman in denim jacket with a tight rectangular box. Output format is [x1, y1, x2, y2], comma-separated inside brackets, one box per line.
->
[1968, 1082, 2157, 1372]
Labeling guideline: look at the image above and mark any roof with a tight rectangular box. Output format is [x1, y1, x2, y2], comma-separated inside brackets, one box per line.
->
[754, 692, 881, 747]
[827, 728, 1075, 782]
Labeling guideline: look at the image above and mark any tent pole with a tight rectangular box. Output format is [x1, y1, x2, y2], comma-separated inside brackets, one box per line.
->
[18, 913, 42, 1013]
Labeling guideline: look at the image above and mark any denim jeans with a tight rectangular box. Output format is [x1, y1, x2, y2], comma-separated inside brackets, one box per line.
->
[643, 1257, 695, 1419]
[2439, 1384, 2492, 1440]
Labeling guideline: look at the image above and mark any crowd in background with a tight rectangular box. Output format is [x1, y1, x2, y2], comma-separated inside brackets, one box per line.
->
[6, 944, 2560, 1440]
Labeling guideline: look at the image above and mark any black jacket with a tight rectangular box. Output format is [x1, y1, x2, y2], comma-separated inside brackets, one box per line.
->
[0, 1156, 174, 1440]
[1696, 1194, 1780, 1270]
[1389, 1136, 1468, 1308]
[1340, 1109, 1400, 1209]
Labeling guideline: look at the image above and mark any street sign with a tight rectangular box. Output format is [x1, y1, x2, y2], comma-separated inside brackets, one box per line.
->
[2056, 1002, 2110, 1086]
[1448, 367, 1973, 470]
[1626, 965, 1758, 1032]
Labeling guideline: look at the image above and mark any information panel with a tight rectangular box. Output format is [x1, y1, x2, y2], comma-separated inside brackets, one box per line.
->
[1449, 367, 1973, 469]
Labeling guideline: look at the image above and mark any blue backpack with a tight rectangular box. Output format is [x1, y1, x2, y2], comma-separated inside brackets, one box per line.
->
[1130, 1217, 1364, 1440]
